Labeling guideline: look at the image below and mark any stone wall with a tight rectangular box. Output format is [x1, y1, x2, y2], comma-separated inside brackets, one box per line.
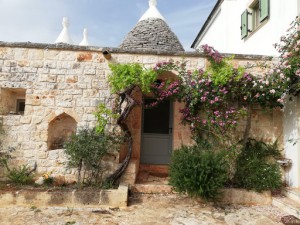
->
[0, 42, 283, 182]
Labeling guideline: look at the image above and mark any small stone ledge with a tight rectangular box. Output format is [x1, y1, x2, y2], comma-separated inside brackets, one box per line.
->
[132, 184, 173, 194]
[220, 188, 272, 205]
[0, 184, 128, 208]
[131, 186, 272, 205]
[0, 41, 272, 60]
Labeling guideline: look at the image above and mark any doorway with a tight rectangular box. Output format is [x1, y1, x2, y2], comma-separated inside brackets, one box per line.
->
[141, 99, 173, 165]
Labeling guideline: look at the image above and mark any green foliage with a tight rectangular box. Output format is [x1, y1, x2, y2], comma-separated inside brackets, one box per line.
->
[206, 56, 245, 86]
[94, 103, 118, 134]
[169, 145, 228, 201]
[234, 139, 282, 192]
[153, 44, 286, 149]
[0, 146, 31, 185]
[64, 127, 118, 185]
[65, 222, 76, 225]
[30, 205, 41, 213]
[108, 63, 157, 93]
[7, 165, 34, 185]
[0, 152, 9, 171]
[43, 177, 54, 186]
[101, 180, 114, 190]
[0, 147, 13, 172]
[239, 138, 281, 159]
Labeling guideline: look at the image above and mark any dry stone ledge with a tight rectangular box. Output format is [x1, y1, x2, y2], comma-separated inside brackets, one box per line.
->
[220, 188, 272, 205]
[0, 184, 128, 208]
[131, 186, 272, 205]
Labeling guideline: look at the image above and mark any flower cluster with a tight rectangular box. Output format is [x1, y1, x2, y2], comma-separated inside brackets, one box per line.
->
[153, 61, 173, 71]
[145, 80, 181, 108]
[151, 17, 300, 141]
[273, 16, 300, 94]
[152, 43, 289, 139]
[202, 44, 223, 63]
[202, 108, 243, 132]
[153, 57, 245, 136]
[42, 171, 54, 186]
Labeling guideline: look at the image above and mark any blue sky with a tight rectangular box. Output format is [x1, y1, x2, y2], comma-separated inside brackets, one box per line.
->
[0, 0, 217, 50]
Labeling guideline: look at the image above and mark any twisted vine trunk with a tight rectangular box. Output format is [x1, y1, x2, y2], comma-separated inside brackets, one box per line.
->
[243, 105, 252, 148]
[106, 86, 137, 184]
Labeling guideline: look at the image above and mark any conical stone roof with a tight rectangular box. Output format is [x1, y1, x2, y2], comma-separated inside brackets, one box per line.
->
[119, 0, 184, 52]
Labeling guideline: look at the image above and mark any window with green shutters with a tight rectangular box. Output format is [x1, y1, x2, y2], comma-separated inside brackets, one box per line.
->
[241, 10, 248, 39]
[259, 0, 269, 22]
[241, 0, 270, 39]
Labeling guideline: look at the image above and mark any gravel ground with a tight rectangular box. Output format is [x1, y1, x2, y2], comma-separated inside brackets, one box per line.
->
[0, 193, 286, 225]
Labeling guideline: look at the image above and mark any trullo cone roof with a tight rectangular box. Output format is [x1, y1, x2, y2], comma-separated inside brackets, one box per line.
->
[119, 0, 184, 52]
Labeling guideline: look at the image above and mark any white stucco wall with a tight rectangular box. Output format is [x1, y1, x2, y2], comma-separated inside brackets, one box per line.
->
[195, 0, 300, 188]
[284, 96, 300, 187]
[196, 0, 299, 56]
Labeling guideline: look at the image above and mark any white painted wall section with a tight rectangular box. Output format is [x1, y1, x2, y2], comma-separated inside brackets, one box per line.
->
[196, 0, 299, 56]
[284, 96, 300, 187]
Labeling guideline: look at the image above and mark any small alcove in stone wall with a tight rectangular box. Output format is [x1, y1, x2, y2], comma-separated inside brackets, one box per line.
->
[0, 88, 26, 115]
[48, 113, 77, 150]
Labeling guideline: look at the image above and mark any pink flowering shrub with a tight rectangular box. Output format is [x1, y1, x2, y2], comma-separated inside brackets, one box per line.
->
[152, 44, 287, 144]
[273, 16, 300, 94]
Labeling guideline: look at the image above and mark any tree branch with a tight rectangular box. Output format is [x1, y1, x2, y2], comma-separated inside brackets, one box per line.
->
[106, 86, 138, 184]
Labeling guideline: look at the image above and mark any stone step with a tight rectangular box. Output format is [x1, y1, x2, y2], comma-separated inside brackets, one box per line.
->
[285, 188, 300, 203]
[131, 184, 173, 194]
[272, 197, 300, 218]
[139, 164, 169, 176]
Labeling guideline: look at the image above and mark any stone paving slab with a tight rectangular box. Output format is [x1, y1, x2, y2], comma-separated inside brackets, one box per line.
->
[0, 193, 286, 225]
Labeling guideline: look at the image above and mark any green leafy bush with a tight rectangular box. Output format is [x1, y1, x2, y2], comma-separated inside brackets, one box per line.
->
[169, 145, 228, 200]
[7, 165, 34, 185]
[234, 139, 282, 192]
[108, 63, 157, 93]
[94, 103, 118, 134]
[64, 127, 118, 185]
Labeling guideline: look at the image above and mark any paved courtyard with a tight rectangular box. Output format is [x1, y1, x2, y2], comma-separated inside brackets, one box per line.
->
[0, 193, 286, 225]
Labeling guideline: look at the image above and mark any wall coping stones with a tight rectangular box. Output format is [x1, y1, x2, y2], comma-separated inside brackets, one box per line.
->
[0, 41, 273, 60]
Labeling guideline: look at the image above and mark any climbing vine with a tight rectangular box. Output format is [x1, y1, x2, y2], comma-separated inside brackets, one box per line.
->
[152, 45, 286, 148]
[94, 63, 160, 184]
[108, 63, 157, 94]
[94, 103, 119, 134]
[99, 17, 299, 184]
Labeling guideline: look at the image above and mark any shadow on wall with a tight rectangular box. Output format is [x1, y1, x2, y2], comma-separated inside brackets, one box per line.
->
[47, 113, 77, 150]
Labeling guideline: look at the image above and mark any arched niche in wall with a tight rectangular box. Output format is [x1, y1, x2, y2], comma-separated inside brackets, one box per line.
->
[47, 113, 77, 150]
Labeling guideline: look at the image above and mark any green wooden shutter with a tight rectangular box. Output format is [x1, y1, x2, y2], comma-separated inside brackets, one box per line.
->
[260, 0, 269, 22]
[241, 10, 248, 39]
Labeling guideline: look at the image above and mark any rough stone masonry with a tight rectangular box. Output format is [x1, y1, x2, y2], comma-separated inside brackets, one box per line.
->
[0, 42, 282, 182]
